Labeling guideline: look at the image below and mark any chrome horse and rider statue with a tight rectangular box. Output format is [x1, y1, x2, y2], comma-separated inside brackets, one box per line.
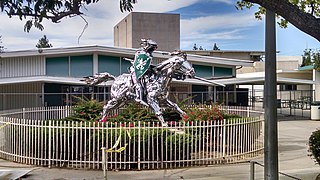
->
[83, 39, 223, 127]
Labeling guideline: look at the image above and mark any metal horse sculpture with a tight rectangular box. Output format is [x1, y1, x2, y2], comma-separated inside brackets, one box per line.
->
[83, 51, 195, 127]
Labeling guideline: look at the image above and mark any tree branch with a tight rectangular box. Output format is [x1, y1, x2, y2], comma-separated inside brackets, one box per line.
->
[7, 10, 82, 23]
[245, 0, 320, 41]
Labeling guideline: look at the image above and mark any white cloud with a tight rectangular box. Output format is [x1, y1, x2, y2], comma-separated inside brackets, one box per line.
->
[0, 0, 263, 51]
[181, 13, 258, 35]
[134, 0, 199, 12]
[0, 0, 200, 51]
[179, 12, 262, 49]
[207, 0, 234, 5]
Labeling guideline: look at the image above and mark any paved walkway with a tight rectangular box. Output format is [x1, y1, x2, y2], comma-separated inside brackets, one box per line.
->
[1, 119, 320, 180]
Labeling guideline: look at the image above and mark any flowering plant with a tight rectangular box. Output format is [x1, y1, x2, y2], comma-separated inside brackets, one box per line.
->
[67, 96, 104, 122]
[183, 103, 224, 122]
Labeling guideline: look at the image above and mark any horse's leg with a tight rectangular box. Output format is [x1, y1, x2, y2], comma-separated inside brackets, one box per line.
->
[165, 98, 186, 117]
[147, 96, 168, 127]
[100, 98, 125, 122]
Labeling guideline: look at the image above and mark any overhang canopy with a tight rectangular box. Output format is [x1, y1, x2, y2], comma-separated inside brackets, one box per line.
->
[0, 75, 315, 87]
[0, 45, 253, 67]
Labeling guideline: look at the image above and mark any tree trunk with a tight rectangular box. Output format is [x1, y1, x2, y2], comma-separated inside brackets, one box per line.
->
[246, 0, 320, 42]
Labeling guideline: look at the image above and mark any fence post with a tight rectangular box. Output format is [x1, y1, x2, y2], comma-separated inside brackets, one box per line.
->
[48, 120, 52, 168]
[250, 161, 255, 180]
[222, 119, 226, 158]
[22, 108, 25, 119]
[65, 105, 69, 118]
[101, 147, 107, 179]
[138, 121, 141, 170]
[247, 106, 250, 117]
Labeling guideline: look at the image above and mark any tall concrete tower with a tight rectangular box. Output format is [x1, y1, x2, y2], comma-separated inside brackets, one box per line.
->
[114, 12, 180, 52]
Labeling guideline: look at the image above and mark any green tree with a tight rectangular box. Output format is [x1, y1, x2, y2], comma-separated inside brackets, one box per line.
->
[301, 49, 313, 67]
[36, 35, 52, 48]
[192, 44, 198, 50]
[235, 0, 320, 41]
[312, 49, 320, 71]
[0, 0, 100, 32]
[301, 48, 320, 71]
[213, 43, 220, 50]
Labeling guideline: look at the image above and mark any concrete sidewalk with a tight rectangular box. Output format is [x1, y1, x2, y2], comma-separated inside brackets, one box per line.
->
[1, 119, 320, 180]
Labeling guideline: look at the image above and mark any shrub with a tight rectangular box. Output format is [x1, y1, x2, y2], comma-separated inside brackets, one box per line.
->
[106, 103, 158, 122]
[309, 129, 320, 165]
[65, 96, 240, 123]
[162, 108, 182, 121]
[182, 103, 223, 122]
[66, 96, 103, 122]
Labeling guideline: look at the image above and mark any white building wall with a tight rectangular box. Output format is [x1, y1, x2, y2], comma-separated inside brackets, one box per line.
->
[0, 83, 43, 109]
[0, 56, 45, 78]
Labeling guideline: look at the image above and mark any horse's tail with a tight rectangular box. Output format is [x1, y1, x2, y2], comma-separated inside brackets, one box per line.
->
[82, 72, 115, 85]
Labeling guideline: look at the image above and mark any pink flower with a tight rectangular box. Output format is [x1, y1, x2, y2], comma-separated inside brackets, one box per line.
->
[99, 116, 107, 123]
[167, 121, 176, 126]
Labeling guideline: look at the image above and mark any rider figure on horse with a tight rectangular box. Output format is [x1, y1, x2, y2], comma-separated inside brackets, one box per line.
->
[133, 39, 158, 106]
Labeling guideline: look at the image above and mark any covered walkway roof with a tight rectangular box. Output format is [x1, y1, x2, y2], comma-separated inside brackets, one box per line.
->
[0, 75, 316, 87]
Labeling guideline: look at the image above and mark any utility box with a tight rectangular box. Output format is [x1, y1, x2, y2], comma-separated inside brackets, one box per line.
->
[311, 101, 320, 120]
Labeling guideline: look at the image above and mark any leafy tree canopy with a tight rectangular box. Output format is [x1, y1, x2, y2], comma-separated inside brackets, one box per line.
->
[0, 0, 100, 32]
[235, 0, 319, 41]
[301, 48, 313, 67]
[36, 35, 52, 48]
[301, 48, 320, 71]
[213, 43, 220, 50]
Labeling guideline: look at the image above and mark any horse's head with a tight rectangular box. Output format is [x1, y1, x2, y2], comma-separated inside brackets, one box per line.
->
[169, 51, 195, 79]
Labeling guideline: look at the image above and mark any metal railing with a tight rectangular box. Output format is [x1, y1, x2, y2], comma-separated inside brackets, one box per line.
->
[0, 90, 313, 120]
[0, 106, 264, 170]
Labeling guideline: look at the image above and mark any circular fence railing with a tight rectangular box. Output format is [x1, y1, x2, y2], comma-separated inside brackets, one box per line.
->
[0, 106, 264, 170]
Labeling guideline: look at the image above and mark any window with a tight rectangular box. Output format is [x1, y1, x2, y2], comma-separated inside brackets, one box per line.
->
[98, 55, 120, 76]
[214, 66, 233, 77]
[193, 64, 212, 78]
[121, 58, 132, 74]
[280, 84, 297, 91]
[70, 55, 93, 77]
[46, 57, 69, 76]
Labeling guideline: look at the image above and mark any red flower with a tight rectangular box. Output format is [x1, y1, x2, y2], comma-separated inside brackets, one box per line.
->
[99, 116, 107, 123]
[183, 115, 189, 121]
[167, 121, 176, 126]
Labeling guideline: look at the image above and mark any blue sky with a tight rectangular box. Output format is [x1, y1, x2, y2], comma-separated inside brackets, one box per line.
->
[0, 0, 318, 56]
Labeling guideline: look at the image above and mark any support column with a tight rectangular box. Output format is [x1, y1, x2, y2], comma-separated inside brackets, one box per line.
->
[208, 86, 213, 103]
[264, 9, 279, 180]
[313, 69, 320, 101]
[213, 86, 217, 104]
